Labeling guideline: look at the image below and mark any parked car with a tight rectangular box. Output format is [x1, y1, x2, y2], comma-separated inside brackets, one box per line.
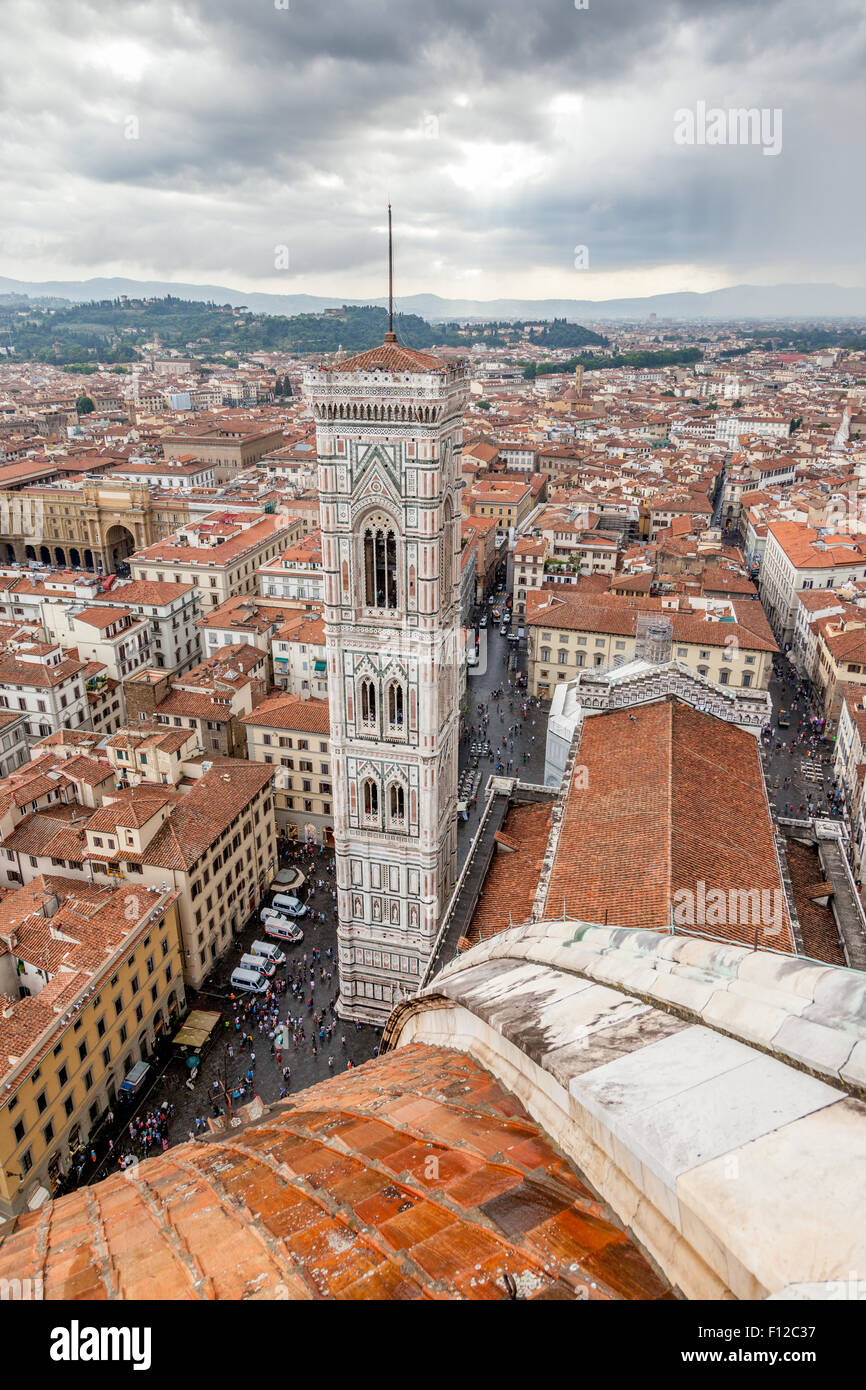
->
[230, 966, 271, 994]
[118, 1060, 151, 1102]
[249, 939, 287, 967]
[240, 952, 276, 978]
[271, 893, 308, 918]
[262, 916, 304, 945]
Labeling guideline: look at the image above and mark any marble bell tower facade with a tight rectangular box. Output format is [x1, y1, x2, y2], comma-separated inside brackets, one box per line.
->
[304, 334, 468, 1024]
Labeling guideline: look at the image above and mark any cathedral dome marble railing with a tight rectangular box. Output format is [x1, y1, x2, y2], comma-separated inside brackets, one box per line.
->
[384, 920, 866, 1300]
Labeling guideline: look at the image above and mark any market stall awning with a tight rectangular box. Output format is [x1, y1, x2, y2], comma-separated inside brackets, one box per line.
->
[173, 1010, 221, 1050]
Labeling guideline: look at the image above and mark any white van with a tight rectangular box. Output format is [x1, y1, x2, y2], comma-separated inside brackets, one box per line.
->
[240, 952, 275, 978]
[271, 893, 307, 918]
[249, 939, 287, 967]
[230, 966, 270, 994]
[261, 914, 304, 945]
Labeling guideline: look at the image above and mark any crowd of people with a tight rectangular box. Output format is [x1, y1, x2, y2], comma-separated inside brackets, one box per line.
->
[115, 1103, 175, 1170]
[762, 659, 844, 819]
[464, 683, 542, 775]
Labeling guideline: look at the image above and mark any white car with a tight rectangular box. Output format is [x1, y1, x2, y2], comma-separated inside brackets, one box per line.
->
[249, 939, 287, 967]
[271, 893, 308, 919]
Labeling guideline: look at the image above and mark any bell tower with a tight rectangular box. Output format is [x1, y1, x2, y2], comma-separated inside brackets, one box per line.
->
[304, 227, 467, 1023]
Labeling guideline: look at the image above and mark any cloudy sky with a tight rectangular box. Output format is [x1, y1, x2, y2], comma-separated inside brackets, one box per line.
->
[1, 0, 864, 300]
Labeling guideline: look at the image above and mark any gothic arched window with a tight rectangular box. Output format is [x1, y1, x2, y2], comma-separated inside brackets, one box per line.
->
[440, 498, 453, 607]
[360, 678, 377, 726]
[388, 783, 406, 825]
[387, 681, 404, 731]
[363, 515, 398, 609]
[362, 778, 379, 820]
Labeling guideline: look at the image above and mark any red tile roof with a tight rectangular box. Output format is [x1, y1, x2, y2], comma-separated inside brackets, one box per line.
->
[468, 803, 552, 947]
[242, 693, 330, 735]
[317, 341, 448, 375]
[541, 700, 794, 951]
[0, 1045, 670, 1301]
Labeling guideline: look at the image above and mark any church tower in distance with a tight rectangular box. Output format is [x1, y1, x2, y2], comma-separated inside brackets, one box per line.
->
[303, 299, 468, 1024]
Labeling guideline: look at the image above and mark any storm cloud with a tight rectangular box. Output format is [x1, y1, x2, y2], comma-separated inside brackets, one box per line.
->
[1, 0, 864, 298]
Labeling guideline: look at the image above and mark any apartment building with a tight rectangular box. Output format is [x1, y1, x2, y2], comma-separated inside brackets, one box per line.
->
[105, 580, 201, 674]
[0, 760, 276, 989]
[814, 614, 866, 718]
[644, 494, 713, 542]
[0, 643, 90, 739]
[461, 515, 501, 597]
[257, 530, 324, 605]
[105, 724, 199, 788]
[759, 522, 866, 645]
[272, 611, 328, 696]
[526, 590, 777, 698]
[197, 595, 300, 678]
[463, 479, 535, 536]
[0, 879, 183, 1218]
[541, 524, 620, 577]
[80, 663, 125, 737]
[790, 589, 849, 682]
[834, 685, 866, 865]
[124, 644, 267, 759]
[242, 694, 332, 844]
[106, 458, 216, 490]
[130, 513, 302, 611]
[160, 422, 285, 475]
[0, 709, 30, 778]
[41, 603, 152, 683]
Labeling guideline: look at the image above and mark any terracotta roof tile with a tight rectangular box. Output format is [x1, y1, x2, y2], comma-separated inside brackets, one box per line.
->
[0, 1045, 669, 1301]
[542, 700, 794, 951]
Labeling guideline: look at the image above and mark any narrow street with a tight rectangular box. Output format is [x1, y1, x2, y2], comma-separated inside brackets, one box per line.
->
[761, 653, 843, 820]
[458, 617, 550, 855]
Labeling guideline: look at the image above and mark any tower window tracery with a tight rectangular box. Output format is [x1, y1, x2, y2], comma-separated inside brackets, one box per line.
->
[362, 778, 379, 821]
[387, 680, 404, 731]
[388, 783, 406, 827]
[360, 678, 377, 727]
[363, 514, 398, 609]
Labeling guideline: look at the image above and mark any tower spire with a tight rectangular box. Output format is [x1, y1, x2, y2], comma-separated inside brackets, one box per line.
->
[385, 203, 397, 343]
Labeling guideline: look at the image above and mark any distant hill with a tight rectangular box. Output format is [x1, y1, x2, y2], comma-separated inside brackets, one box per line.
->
[0, 299, 473, 366]
[1, 276, 865, 322]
